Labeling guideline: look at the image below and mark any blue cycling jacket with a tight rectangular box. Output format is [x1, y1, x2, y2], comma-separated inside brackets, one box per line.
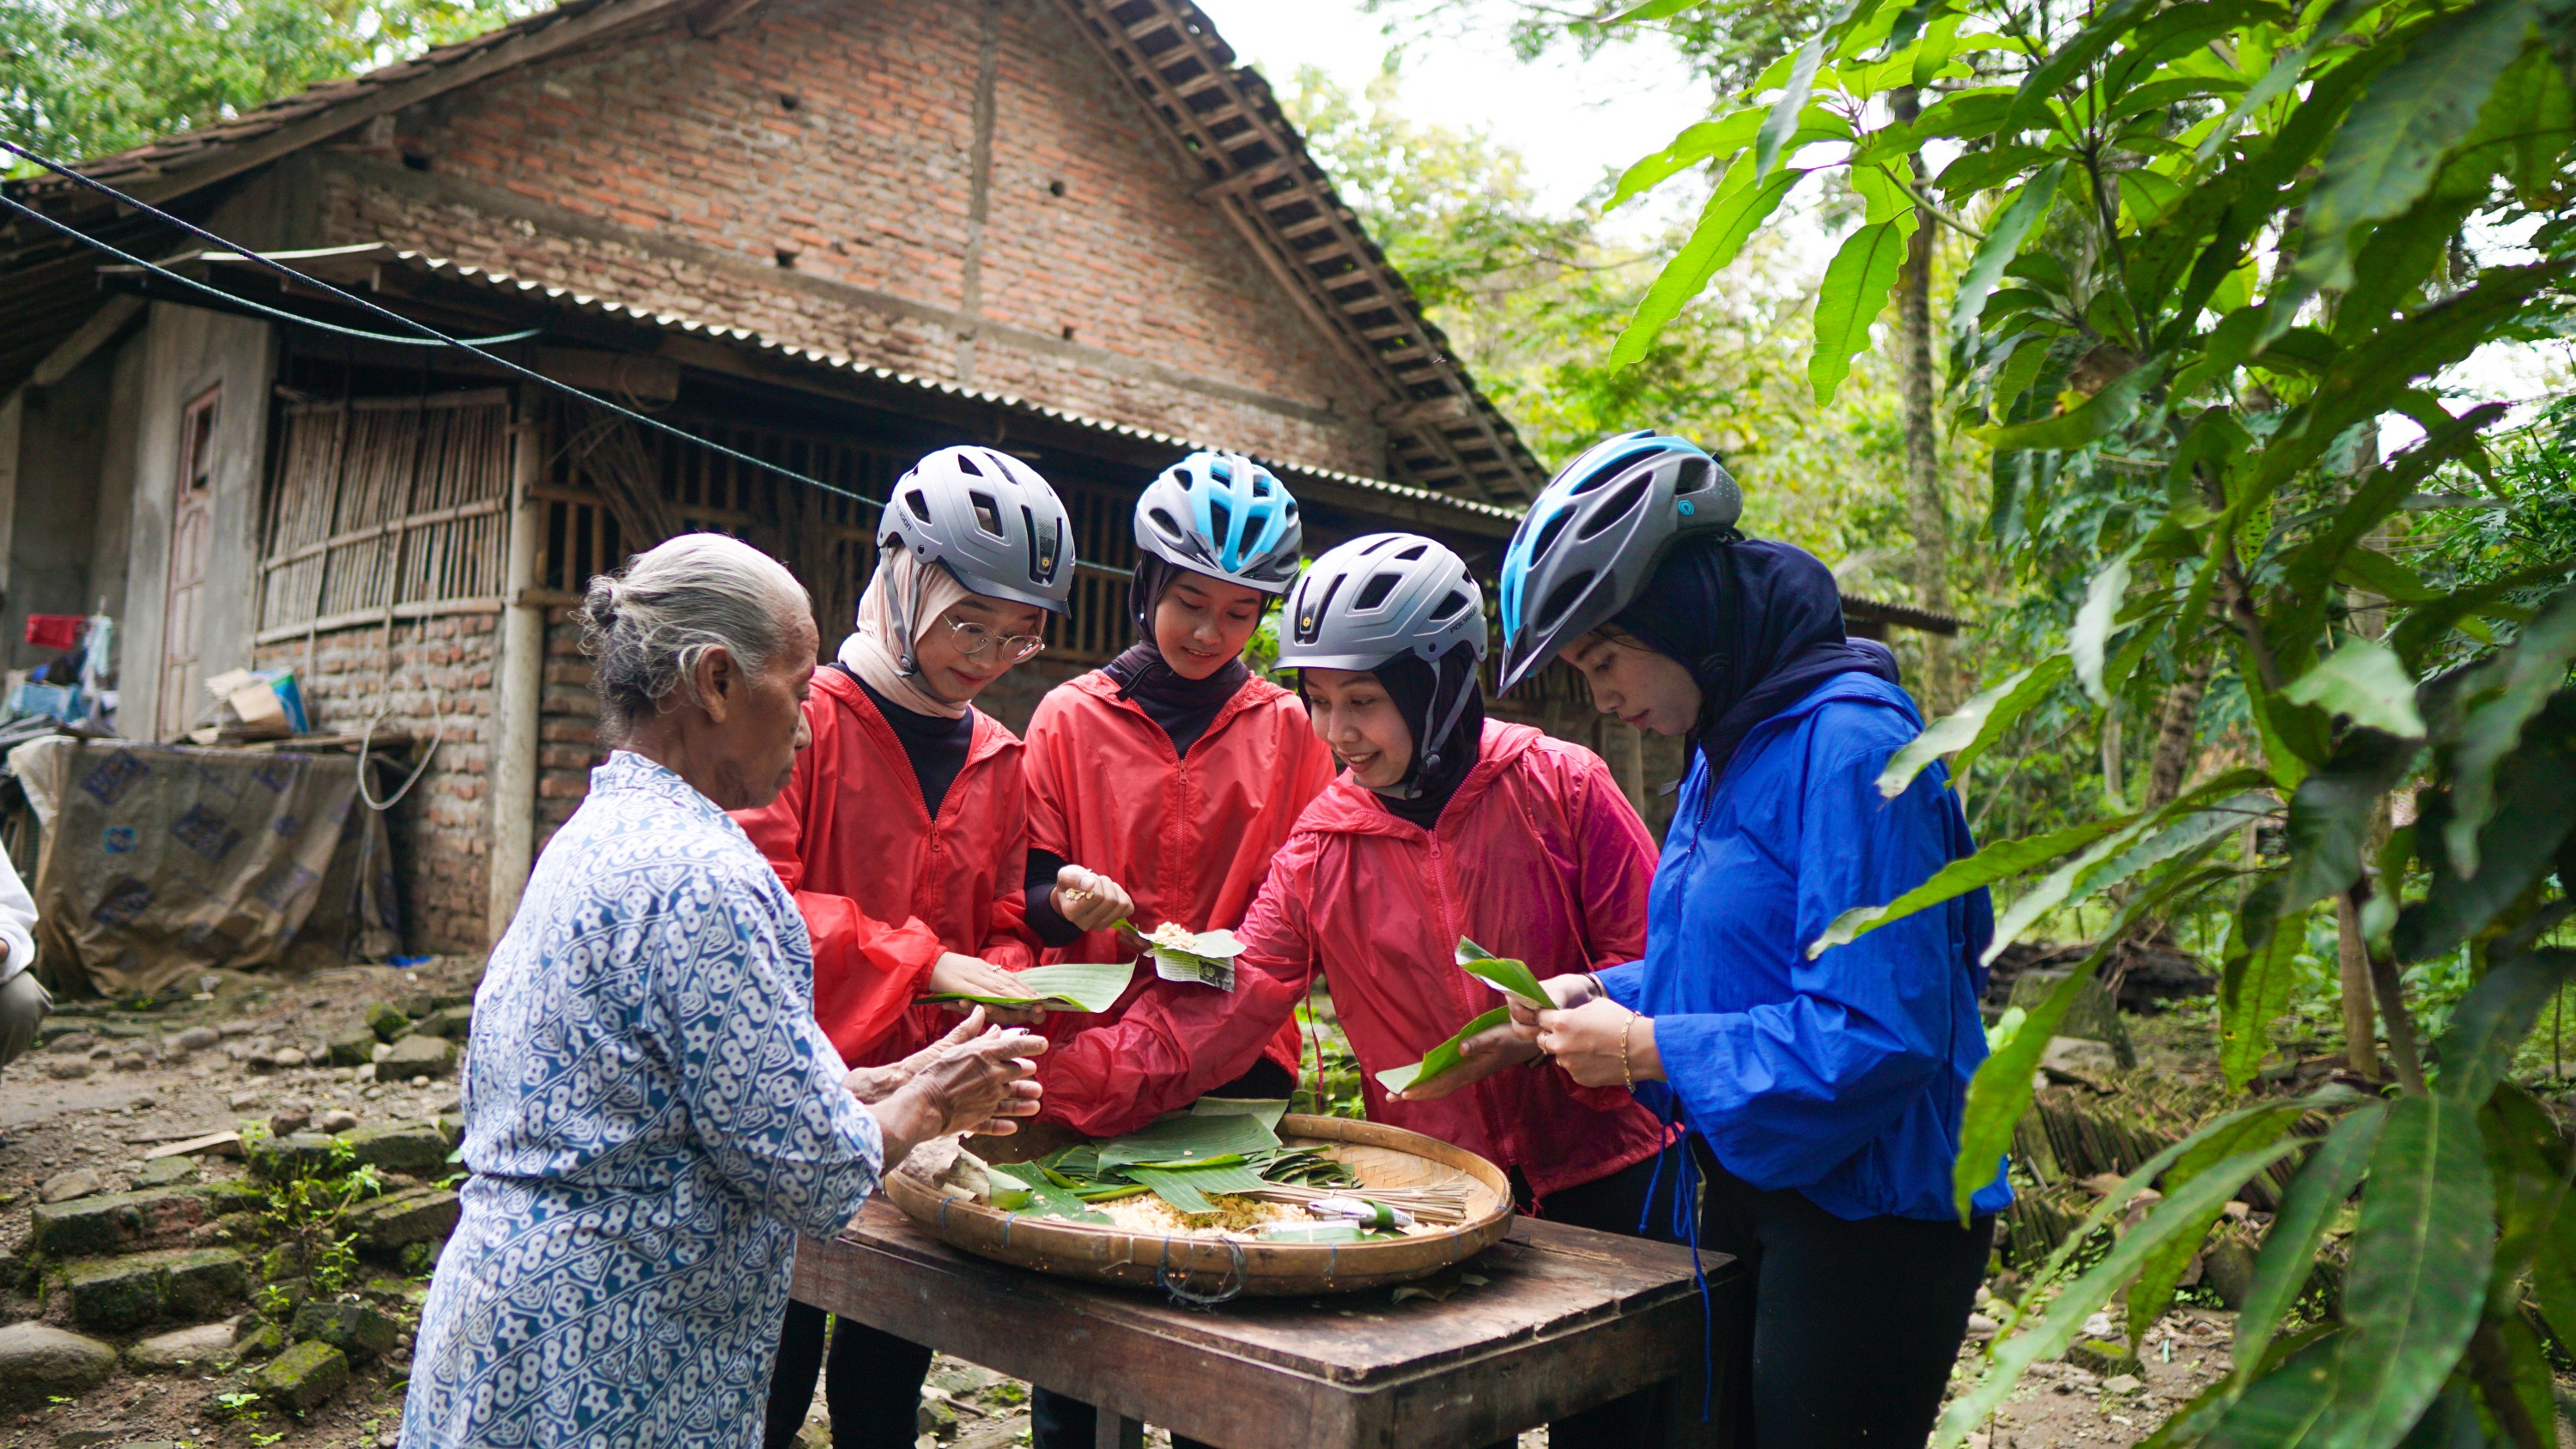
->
[1597, 670, 2012, 1222]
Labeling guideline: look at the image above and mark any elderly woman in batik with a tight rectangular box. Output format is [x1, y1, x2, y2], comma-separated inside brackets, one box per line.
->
[403, 533, 1042, 1449]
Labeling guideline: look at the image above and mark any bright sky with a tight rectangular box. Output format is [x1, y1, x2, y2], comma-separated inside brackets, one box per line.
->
[1194, 0, 1712, 226]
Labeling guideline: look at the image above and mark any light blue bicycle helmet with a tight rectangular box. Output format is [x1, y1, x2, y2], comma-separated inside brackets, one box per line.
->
[1134, 452, 1303, 593]
[1496, 430, 1741, 692]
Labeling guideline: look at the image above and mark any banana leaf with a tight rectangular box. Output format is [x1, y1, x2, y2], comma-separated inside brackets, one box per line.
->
[1261, 1222, 1376, 1244]
[1456, 937, 1551, 1009]
[986, 1161, 1112, 1222]
[914, 958, 1137, 1013]
[1096, 1112, 1281, 1168]
[1376, 1006, 1515, 1094]
[1192, 1096, 1291, 1130]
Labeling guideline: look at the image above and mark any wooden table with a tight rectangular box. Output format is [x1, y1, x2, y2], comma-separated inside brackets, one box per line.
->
[793, 1199, 1737, 1449]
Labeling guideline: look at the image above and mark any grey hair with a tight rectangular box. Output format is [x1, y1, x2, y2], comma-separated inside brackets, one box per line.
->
[580, 532, 812, 734]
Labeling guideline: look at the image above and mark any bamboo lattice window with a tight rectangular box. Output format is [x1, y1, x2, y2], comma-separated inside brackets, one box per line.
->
[257, 391, 513, 644]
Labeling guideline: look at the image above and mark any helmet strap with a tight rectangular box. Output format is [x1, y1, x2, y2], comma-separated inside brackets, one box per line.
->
[1398, 650, 1479, 797]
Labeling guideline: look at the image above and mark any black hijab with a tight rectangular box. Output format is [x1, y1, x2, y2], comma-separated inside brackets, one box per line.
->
[1106, 555, 1250, 758]
[1610, 535, 1899, 779]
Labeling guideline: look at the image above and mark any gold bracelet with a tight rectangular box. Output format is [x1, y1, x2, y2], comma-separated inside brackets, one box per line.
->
[1619, 1013, 1637, 1093]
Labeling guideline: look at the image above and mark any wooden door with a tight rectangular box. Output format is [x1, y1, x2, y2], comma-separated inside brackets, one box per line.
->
[157, 388, 220, 739]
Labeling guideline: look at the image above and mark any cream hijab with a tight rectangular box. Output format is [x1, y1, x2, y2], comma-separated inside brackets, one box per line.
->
[837, 548, 975, 719]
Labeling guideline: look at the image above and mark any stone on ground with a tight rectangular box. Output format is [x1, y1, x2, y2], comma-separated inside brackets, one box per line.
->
[365, 1003, 410, 1042]
[348, 1185, 460, 1252]
[137, 1155, 201, 1188]
[248, 1132, 340, 1180]
[40, 1167, 104, 1203]
[317, 1108, 359, 1133]
[414, 1004, 474, 1040]
[58, 1247, 247, 1331]
[380, 1033, 458, 1079]
[175, 1025, 222, 1052]
[293, 1298, 402, 1362]
[230, 1321, 287, 1362]
[0, 1322, 116, 1406]
[250, 1338, 349, 1411]
[126, 1320, 240, 1373]
[2103, 1373, 2145, 1395]
[30, 1186, 213, 1257]
[327, 1028, 380, 1066]
[268, 1102, 313, 1136]
[339, 1121, 450, 1174]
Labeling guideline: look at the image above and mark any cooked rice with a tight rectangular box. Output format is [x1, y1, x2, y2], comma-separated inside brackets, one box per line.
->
[1145, 921, 1200, 949]
[1086, 1192, 1439, 1240]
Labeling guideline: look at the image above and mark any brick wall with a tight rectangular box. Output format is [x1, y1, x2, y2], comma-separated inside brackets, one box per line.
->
[252, 611, 499, 953]
[537, 605, 612, 852]
[331, 0, 1390, 476]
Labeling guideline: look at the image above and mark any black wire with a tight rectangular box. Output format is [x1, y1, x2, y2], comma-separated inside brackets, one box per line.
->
[0, 135, 887, 511]
[0, 189, 538, 349]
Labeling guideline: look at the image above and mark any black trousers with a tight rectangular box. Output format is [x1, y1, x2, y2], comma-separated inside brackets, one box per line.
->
[762, 1300, 934, 1449]
[1693, 1140, 1994, 1449]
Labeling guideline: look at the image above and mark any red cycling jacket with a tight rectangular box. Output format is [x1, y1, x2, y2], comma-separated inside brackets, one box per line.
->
[1037, 719, 1670, 1200]
[732, 667, 1036, 1068]
[1021, 669, 1338, 1083]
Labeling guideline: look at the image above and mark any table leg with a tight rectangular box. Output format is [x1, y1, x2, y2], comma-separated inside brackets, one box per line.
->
[1093, 1410, 1143, 1449]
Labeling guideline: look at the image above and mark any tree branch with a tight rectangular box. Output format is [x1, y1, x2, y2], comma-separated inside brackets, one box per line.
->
[2349, 878, 2426, 1096]
[2465, 1319, 2549, 1449]
[1889, 173, 1990, 242]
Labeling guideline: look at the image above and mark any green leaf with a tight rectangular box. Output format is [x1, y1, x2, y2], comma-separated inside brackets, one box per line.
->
[1096, 1113, 1280, 1169]
[1875, 655, 2071, 798]
[2000, 0, 2160, 133]
[1931, 1137, 2311, 1446]
[1950, 161, 2064, 339]
[2196, 0, 2382, 161]
[2388, 561, 2576, 672]
[2444, 583, 2576, 875]
[2272, 730, 2421, 927]
[2436, 949, 2576, 1109]
[2281, 638, 2427, 739]
[1754, 34, 1828, 182]
[1809, 813, 2133, 958]
[2324, 1093, 2495, 1449]
[1984, 354, 2169, 454]
[1611, 158, 1805, 367]
[1191, 1096, 1290, 1130]
[2235, 1104, 2389, 1379]
[2073, 547, 2139, 706]
[1810, 219, 1912, 406]
[2220, 892, 2308, 1089]
[985, 1161, 1113, 1222]
[2200, 1331, 2343, 1448]
[2293, 0, 2540, 293]
[1607, 107, 1765, 209]
[1456, 940, 1551, 1009]
[2397, 713, 2576, 962]
[2129, 1104, 2310, 1346]
[1375, 1006, 1513, 1095]
[915, 958, 1138, 1013]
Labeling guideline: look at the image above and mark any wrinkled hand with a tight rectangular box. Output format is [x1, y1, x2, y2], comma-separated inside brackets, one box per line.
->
[926, 952, 1046, 1026]
[1504, 972, 1603, 1042]
[844, 1012, 985, 1103]
[1388, 1020, 1541, 1102]
[1050, 864, 1135, 934]
[1534, 998, 1661, 1090]
[870, 1009, 1048, 1161]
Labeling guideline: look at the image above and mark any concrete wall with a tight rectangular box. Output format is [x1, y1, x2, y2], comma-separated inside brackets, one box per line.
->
[324, 0, 1390, 477]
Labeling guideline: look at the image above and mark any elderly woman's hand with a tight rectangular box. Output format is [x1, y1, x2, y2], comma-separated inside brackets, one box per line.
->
[926, 953, 1048, 1026]
[869, 1010, 1047, 1162]
[844, 1013, 984, 1103]
[1534, 998, 1661, 1091]
[1049, 864, 1134, 934]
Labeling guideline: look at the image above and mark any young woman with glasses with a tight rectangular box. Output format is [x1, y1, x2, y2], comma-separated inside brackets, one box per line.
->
[733, 446, 1137, 1449]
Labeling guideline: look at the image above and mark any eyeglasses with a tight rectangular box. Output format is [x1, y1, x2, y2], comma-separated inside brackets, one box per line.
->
[942, 615, 1047, 664]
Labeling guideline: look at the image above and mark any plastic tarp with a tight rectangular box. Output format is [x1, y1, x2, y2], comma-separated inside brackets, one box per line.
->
[9, 737, 398, 996]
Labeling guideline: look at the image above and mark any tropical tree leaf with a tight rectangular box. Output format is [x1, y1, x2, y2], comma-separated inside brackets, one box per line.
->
[2397, 712, 2576, 961]
[1754, 33, 1827, 182]
[1809, 813, 2134, 957]
[2387, 561, 2576, 671]
[1951, 161, 2066, 338]
[1876, 655, 2072, 798]
[1608, 106, 1765, 209]
[1985, 354, 2169, 454]
[2443, 582, 2576, 875]
[2271, 730, 2421, 928]
[2221, 890, 2310, 1089]
[1932, 1137, 2312, 1447]
[1610, 157, 1805, 367]
[2074, 548, 2141, 706]
[2129, 1103, 2311, 1346]
[2198, 1331, 2343, 1449]
[2319, 1093, 2495, 1449]
[1810, 218, 1913, 405]
[2235, 1104, 2389, 1379]
[2280, 638, 2428, 739]
[2001, 0, 2161, 132]
[2434, 949, 2576, 1109]
[2293, 0, 2541, 294]
[2196, 0, 2392, 161]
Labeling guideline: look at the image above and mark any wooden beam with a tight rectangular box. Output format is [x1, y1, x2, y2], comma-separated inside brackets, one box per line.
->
[28, 294, 143, 387]
[686, 0, 767, 34]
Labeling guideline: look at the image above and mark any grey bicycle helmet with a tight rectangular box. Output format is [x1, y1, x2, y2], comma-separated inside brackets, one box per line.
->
[882, 446, 1075, 615]
[1135, 452, 1303, 593]
[1496, 430, 1741, 692]
[1278, 533, 1487, 783]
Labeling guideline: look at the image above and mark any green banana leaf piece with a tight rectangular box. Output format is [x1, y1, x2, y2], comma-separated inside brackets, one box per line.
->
[1456, 937, 1551, 1009]
[1096, 1112, 1280, 1168]
[1376, 1005, 1515, 1094]
[986, 1161, 1111, 1222]
[1192, 1096, 1291, 1130]
[914, 958, 1137, 1013]
[1123, 1157, 1276, 1212]
[1261, 1222, 1374, 1244]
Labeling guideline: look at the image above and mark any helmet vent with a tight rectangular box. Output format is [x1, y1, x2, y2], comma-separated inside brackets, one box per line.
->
[955, 452, 985, 477]
[1534, 572, 1595, 631]
[1431, 590, 1469, 621]
[1209, 498, 1234, 549]
[1296, 573, 1346, 644]
[1353, 572, 1400, 612]
[1252, 476, 1272, 497]
[1147, 506, 1187, 542]
[1394, 544, 1427, 561]
[903, 488, 932, 522]
[1674, 457, 1711, 493]
[1571, 454, 1633, 494]
[1576, 478, 1649, 541]
[1209, 458, 1234, 483]
[969, 492, 1004, 537]
[1528, 507, 1573, 563]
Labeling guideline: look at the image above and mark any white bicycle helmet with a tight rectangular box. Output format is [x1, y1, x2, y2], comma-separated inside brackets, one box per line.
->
[1496, 430, 1741, 692]
[1277, 533, 1487, 782]
[1135, 452, 1303, 593]
[882, 446, 1075, 615]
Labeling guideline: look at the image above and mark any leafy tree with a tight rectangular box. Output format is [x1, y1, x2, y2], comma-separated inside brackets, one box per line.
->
[1607, 0, 2575, 1440]
[0, 0, 544, 169]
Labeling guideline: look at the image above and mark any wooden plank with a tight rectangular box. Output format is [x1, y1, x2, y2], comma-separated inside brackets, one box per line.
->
[793, 1201, 1730, 1449]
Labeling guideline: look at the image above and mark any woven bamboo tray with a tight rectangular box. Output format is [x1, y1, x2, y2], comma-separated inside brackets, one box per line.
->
[881, 1113, 1515, 1297]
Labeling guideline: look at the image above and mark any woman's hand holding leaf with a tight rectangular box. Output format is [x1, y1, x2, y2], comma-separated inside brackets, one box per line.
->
[926, 953, 1047, 1024]
[1051, 864, 1135, 933]
[1536, 997, 1662, 1089]
[1505, 972, 1602, 1038]
[1388, 1019, 1541, 1101]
